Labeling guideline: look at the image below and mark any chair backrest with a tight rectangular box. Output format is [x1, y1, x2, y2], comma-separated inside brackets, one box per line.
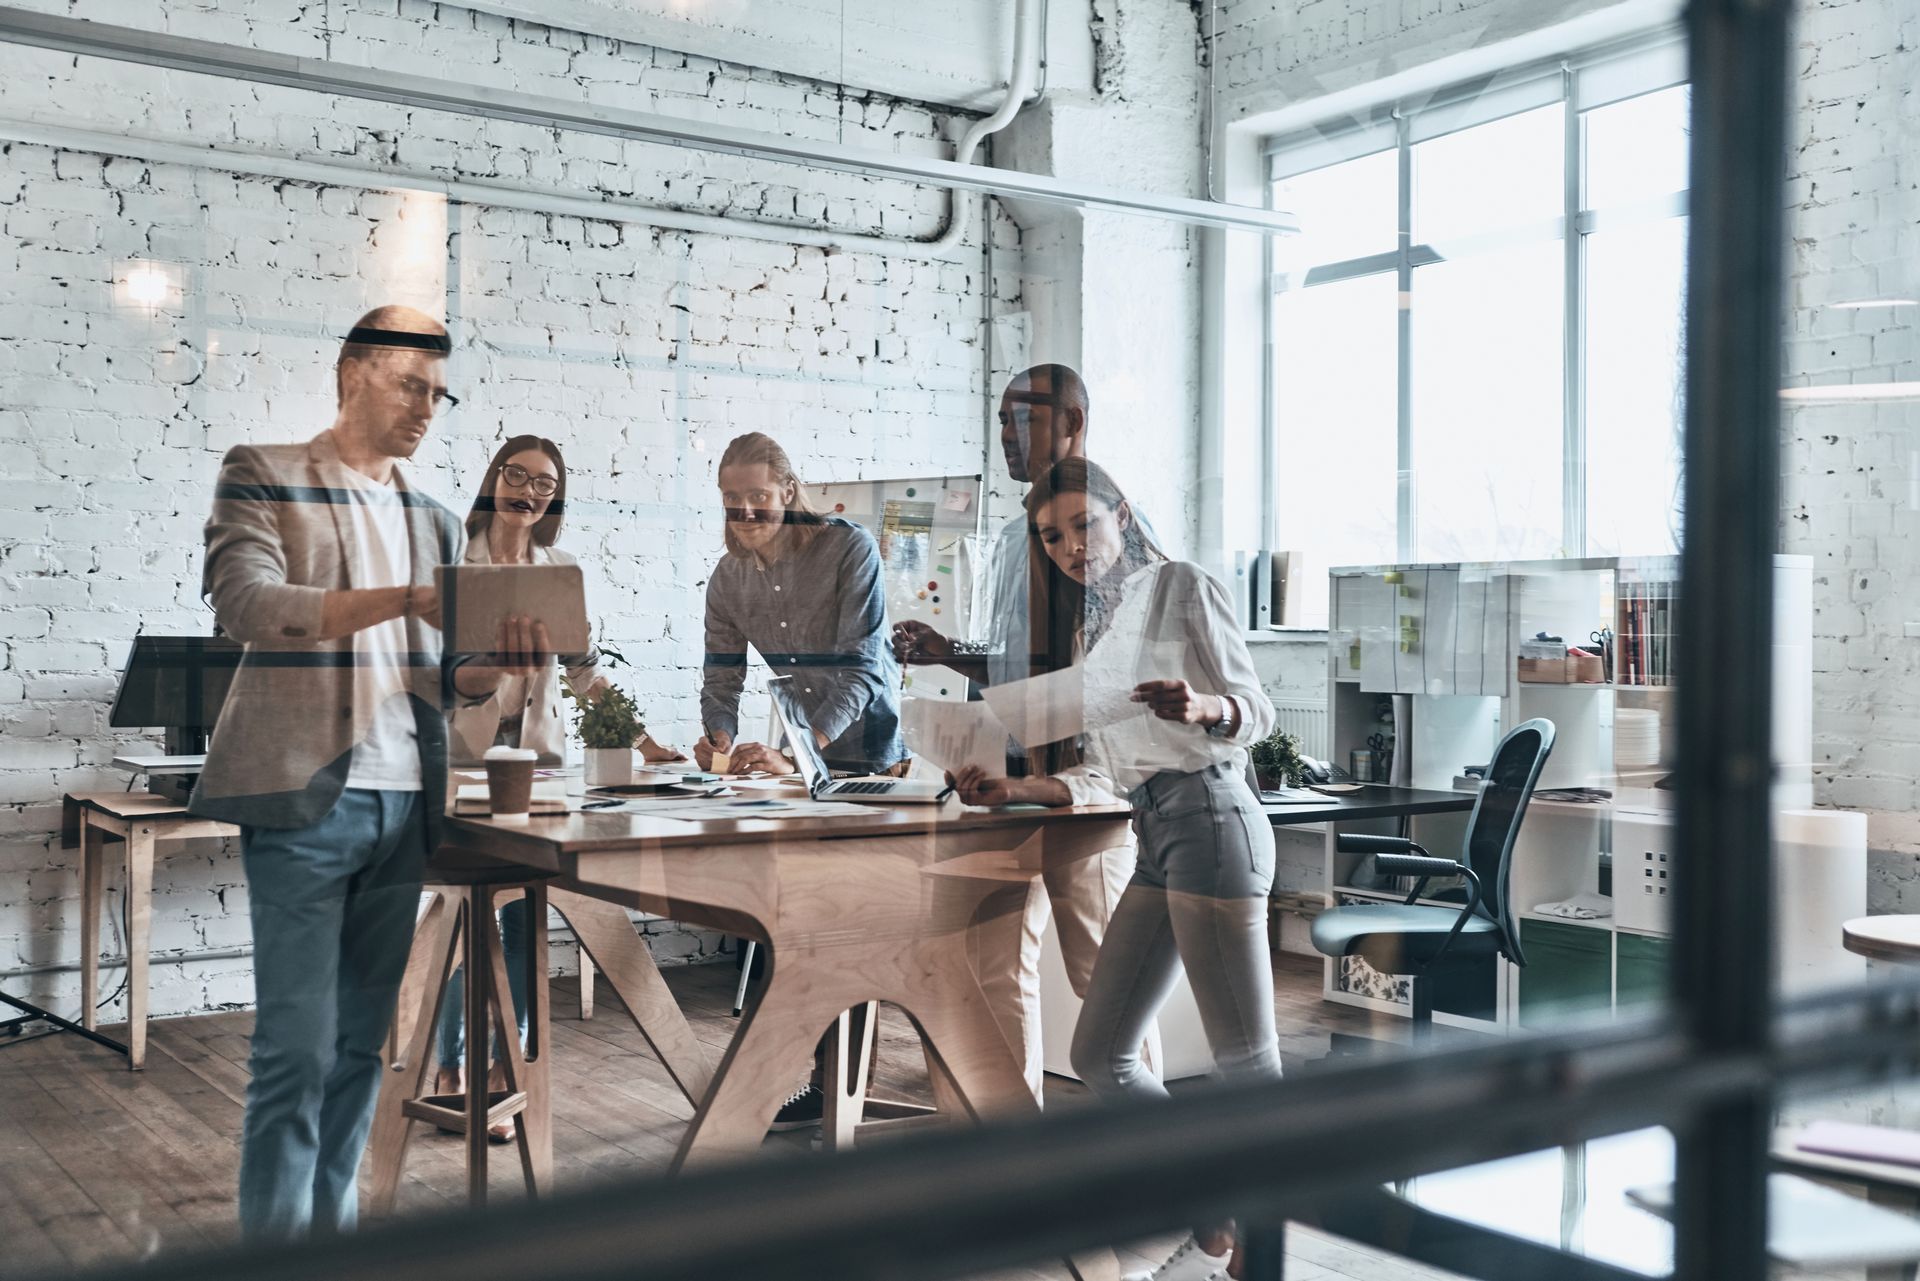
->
[1460, 717, 1556, 968]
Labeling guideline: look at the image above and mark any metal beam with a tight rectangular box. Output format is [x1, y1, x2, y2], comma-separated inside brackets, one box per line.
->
[0, 7, 1299, 237]
[53, 977, 1920, 1281]
[1671, 0, 1793, 1278]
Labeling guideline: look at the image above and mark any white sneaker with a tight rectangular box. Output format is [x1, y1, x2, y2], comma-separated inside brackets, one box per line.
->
[1123, 1237, 1231, 1281]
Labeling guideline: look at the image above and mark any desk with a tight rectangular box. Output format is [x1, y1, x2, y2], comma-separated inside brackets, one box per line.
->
[439, 800, 1132, 1173]
[59, 791, 239, 1069]
[1263, 785, 1476, 828]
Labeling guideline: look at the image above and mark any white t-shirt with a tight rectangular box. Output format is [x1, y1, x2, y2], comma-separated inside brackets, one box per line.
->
[340, 468, 423, 791]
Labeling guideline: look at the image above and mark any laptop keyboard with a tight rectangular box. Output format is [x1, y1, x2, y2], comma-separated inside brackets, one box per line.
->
[832, 781, 896, 794]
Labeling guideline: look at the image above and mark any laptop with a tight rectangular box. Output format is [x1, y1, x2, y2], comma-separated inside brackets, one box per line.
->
[766, 676, 949, 805]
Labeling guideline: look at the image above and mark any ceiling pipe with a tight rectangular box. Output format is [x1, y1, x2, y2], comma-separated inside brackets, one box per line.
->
[0, 6, 1297, 239]
[920, 0, 1044, 255]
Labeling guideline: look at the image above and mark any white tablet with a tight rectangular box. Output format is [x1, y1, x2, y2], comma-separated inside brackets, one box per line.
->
[434, 563, 591, 655]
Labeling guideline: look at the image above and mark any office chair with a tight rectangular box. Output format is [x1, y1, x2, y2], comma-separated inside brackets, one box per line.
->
[1310, 717, 1556, 1041]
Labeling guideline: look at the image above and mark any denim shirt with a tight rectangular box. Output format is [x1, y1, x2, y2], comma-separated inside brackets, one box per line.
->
[701, 516, 907, 773]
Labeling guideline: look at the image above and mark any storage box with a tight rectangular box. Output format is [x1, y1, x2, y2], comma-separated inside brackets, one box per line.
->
[1517, 656, 1572, 683]
[1612, 810, 1672, 934]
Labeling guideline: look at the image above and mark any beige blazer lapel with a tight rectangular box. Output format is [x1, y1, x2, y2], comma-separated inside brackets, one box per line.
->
[308, 431, 362, 590]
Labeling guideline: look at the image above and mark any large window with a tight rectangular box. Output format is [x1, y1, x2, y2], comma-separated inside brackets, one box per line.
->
[1268, 40, 1688, 624]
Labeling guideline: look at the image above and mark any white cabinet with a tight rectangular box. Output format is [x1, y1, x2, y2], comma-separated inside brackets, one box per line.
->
[1319, 555, 1827, 1030]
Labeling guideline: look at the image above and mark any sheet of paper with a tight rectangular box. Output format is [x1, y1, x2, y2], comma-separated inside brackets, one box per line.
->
[902, 696, 1009, 776]
[981, 663, 1159, 751]
[981, 668, 1086, 749]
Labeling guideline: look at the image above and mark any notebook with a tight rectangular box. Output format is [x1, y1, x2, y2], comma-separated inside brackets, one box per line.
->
[452, 780, 572, 815]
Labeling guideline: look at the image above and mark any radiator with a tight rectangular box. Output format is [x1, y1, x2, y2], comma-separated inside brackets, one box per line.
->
[1271, 701, 1329, 760]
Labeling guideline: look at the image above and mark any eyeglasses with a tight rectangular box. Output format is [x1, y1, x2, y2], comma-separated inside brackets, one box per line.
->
[499, 462, 559, 497]
[391, 371, 460, 415]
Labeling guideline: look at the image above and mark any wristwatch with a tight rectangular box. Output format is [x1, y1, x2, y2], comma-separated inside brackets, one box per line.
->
[1206, 694, 1241, 739]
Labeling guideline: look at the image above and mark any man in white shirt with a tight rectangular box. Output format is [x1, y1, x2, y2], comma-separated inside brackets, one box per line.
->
[192, 306, 541, 1240]
[891, 364, 1142, 1100]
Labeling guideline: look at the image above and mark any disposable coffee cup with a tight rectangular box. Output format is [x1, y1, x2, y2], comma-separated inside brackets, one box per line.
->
[484, 746, 538, 817]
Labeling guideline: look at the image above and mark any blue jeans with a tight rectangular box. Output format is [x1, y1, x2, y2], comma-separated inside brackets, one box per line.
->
[434, 897, 531, 1070]
[238, 789, 426, 1241]
[1070, 761, 1282, 1099]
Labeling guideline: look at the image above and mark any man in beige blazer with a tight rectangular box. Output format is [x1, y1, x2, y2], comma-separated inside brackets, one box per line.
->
[191, 305, 541, 1240]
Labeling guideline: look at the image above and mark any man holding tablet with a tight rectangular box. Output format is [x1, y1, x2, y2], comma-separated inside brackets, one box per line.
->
[191, 305, 546, 1240]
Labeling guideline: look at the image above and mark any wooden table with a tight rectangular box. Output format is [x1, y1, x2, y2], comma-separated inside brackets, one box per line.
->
[1844, 916, 1920, 964]
[60, 791, 238, 1069]
[1262, 785, 1477, 828]
[437, 801, 1132, 1173]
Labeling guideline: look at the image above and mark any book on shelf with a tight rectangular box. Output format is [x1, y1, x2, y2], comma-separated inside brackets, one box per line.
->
[1618, 580, 1675, 687]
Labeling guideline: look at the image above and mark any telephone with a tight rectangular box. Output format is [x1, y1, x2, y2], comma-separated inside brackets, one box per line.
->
[1300, 756, 1336, 785]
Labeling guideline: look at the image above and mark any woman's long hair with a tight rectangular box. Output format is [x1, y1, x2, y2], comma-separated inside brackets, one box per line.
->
[718, 432, 827, 557]
[466, 435, 567, 547]
[1021, 457, 1166, 771]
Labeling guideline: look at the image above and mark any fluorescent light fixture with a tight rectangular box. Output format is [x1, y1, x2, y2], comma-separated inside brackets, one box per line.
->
[1779, 382, 1920, 403]
[1826, 298, 1919, 310]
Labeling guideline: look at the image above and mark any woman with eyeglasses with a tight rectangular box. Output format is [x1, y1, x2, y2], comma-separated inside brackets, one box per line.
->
[437, 434, 613, 1138]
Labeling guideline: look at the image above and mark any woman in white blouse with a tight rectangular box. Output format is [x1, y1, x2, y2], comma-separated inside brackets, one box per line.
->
[438, 435, 611, 1136]
[946, 458, 1279, 1281]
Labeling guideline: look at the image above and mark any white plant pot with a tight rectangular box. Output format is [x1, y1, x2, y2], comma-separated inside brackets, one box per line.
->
[583, 747, 632, 787]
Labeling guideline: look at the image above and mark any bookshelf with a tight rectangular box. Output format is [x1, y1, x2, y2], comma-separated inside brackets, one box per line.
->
[1319, 555, 1815, 1031]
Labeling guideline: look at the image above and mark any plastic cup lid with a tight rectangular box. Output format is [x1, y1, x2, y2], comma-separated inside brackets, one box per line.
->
[483, 746, 538, 762]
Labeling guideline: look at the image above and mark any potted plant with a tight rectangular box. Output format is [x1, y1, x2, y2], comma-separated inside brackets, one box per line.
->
[571, 677, 645, 787]
[1248, 728, 1307, 791]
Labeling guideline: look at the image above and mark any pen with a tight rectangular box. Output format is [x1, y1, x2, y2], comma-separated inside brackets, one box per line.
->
[935, 784, 955, 802]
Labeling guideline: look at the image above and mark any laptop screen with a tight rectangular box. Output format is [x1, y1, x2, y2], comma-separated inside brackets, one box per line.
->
[765, 677, 831, 797]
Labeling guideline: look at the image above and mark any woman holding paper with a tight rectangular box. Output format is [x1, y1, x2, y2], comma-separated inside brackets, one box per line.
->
[945, 457, 1278, 1281]
[439, 435, 613, 1139]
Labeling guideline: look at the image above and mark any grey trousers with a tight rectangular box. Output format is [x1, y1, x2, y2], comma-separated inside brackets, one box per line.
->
[1070, 760, 1283, 1099]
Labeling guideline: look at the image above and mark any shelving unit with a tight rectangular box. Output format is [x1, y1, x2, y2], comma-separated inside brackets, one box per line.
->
[1319, 555, 1814, 1031]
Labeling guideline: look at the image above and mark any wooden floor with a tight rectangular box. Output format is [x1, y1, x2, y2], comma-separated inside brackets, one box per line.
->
[0, 954, 1854, 1281]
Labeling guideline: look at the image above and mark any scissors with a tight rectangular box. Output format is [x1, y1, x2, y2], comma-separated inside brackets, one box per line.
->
[1366, 733, 1389, 756]
[1591, 627, 1615, 675]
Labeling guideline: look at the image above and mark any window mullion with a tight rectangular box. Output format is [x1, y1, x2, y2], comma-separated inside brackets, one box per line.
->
[1563, 66, 1587, 557]
[1396, 110, 1414, 562]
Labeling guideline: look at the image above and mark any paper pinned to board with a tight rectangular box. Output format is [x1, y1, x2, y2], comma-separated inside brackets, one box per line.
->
[902, 696, 1010, 776]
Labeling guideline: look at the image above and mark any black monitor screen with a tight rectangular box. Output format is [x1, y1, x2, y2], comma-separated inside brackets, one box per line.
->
[108, 636, 244, 730]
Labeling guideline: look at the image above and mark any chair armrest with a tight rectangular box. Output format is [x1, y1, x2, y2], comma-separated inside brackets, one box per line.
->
[1337, 834, 1416, 856]
[1371, 853, 1462, 879]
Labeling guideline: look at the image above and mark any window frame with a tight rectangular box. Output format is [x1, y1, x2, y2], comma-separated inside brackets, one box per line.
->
[1263, 30, 1687, 575]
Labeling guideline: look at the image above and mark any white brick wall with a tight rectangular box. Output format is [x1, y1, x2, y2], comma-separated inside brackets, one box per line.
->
[1780, 0, 1920, 907]
[0, 0, 1022, 1020]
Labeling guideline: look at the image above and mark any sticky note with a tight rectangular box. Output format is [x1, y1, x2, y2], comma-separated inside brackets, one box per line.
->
[943, 489, 973, 513]
[711, 751, 731, 774]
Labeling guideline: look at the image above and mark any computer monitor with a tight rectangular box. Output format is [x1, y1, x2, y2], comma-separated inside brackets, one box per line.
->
[108, 635, 243, 755]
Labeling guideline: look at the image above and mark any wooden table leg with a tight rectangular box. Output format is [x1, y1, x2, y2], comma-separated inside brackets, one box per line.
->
[669, 963, 837, 1172]
[465, 885, 491, 1206]
[78, 816, 104, 1033]
[550, 889, 714, 1105]
[578, 949, 595, 1020]
[124, 823, 155, 1071]
[366, 892, 459, 1217]
[821, 1002, 879, 1154]
[492, 884, 550, 1195]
